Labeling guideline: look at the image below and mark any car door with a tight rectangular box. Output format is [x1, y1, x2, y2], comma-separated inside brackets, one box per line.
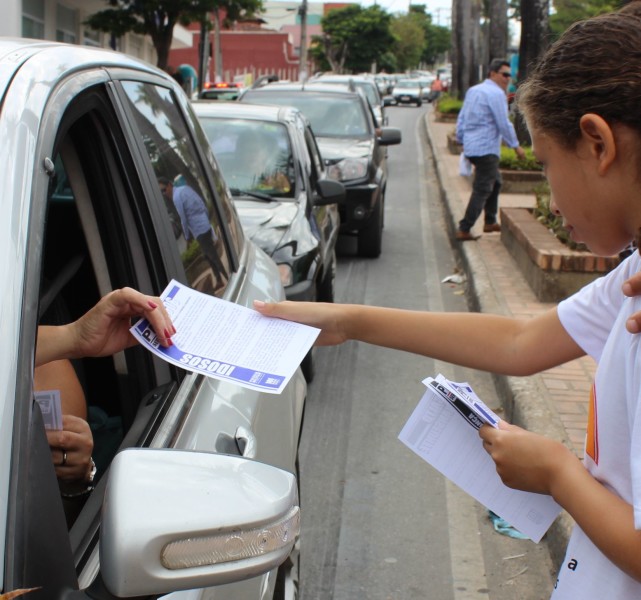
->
[298, 118, 340, 285]
[2, 57, 303, 600]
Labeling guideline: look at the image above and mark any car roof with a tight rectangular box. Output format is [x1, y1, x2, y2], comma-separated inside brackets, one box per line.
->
[192, 100, 304, 127]
[0, 37, 160, 102]
[313, 74, 379, 88]
[244, 81, 362, 98]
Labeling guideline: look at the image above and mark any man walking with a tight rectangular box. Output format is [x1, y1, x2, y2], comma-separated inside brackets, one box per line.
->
[455, 59, 526, 241]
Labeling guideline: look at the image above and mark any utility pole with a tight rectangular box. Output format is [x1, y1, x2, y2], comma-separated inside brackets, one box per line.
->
[299, 0, 308, 81]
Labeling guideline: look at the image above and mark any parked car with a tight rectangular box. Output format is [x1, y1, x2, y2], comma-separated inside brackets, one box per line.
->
[310, 73, 387, 126]
[199, 81, 243, 101]
[0, 38, 306, 600]
[240, 83, 402, 257]
[392, 79, 423, 107]
[192, 101, 344, 380]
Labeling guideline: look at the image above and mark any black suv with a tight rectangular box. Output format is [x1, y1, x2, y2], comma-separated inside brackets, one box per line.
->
[240, 83, 402, 258]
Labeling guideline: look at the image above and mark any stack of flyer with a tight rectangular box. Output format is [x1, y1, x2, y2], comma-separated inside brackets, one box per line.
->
[398, 374, 561, 543]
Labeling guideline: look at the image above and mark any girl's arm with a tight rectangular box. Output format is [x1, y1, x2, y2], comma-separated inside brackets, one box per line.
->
[480, 422, 641, 581]
[254, 301, 584, 376]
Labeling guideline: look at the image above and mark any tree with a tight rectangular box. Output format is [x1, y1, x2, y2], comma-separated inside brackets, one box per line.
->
[407, 5, 450, 68]
[311, 5, 394, 74]
[390, 14, 425, 72]
[85, 0, 261, 72]
[549, 0, 619, 38]
[488, 0, 508, 60]
[451, 0, 482, 98]
[518, 0, 549, 85]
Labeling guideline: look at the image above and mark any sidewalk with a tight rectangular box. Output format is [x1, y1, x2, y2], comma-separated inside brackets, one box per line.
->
[424, 109, 596, 568]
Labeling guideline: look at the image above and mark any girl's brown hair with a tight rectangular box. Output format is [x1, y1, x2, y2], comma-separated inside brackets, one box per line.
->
[517, 8, 641, 148]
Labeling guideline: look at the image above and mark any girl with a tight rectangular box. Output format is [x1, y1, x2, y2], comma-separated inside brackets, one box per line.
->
[254, 8, 641, 598]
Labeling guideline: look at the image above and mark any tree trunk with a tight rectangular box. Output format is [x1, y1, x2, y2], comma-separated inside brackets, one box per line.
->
[488, 0, 508, 60]
[515, 0, 549, 144]
[519, 0, 549, 82]
[152, 26, 174, 71]
[451, 0, 481, 99]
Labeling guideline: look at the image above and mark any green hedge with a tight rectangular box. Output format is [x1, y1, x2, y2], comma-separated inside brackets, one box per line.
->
[499, 146, 541, 171]
[436, 94, 463, 115]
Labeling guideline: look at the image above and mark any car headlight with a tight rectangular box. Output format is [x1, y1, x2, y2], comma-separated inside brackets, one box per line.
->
[327, 157, 368, 182]
[278, 263, 294, 287]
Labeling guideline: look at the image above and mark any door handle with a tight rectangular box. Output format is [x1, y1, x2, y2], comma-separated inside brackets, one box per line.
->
[235, 426, 257, 459]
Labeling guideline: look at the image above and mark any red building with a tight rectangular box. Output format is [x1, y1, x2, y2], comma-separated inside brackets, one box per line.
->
[169, 18, 306, 86]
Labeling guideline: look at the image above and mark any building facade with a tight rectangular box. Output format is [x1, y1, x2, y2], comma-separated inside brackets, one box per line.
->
[3, 0, 192, 66]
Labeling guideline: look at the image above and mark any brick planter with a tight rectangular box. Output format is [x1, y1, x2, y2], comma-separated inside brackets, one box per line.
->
[500, 207, 619, 302]
[500, 170, 546, 194]
[435, 111, 459, 123]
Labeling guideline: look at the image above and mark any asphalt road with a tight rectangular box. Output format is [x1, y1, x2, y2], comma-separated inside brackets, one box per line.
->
[297, 104, 557, 600]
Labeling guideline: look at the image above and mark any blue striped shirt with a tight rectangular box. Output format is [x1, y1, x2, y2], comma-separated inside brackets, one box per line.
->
[455, 79, 519, 158]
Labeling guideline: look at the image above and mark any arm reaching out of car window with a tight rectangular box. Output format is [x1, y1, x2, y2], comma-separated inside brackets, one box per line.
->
[36, 287, 175, 367]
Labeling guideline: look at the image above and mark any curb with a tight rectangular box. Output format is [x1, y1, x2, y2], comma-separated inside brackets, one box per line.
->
[423, 113, 573, 570]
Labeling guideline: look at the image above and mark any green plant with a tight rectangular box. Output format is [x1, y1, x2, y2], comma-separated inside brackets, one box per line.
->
[436, 94, 463, 115]
[532, 182, 588, 251]
[499, 146, 541, 171]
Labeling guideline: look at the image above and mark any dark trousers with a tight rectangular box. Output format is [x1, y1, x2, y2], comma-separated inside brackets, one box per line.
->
[458, 154, 501, 233]
[197, 230, 228, 285]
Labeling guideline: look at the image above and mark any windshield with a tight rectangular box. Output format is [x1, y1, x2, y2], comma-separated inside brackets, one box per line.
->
[396, 80, 419, 89]
[199, 118, 295, 198]
[243, 92, 371, 138]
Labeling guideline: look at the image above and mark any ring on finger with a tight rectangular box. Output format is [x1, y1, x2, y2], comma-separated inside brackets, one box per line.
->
[61, 450, 68, 466]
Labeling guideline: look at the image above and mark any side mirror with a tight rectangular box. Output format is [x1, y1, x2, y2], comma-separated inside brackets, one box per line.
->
[315, 178, 346, 206]
[100, 448, 299, 597]
[378, 127, 402, 146]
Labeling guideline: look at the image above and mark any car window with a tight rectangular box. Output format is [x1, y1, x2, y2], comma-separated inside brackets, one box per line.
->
[200, 117, 295, 198]
[243, 91, 370, 138]
[121, 81, 232, 295]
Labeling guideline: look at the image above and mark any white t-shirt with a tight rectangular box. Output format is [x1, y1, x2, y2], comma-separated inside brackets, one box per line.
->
[552, 252, 641, 599]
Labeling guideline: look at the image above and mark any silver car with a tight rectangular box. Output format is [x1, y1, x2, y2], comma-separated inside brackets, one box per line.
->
[392, 79, 423, 107]
[0, 38, 306, 599]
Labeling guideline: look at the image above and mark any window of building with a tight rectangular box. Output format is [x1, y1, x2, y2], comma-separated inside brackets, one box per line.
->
[83, 27, 101, 47]
[56, 4, 77, 44]
[22, 0, 45, 39]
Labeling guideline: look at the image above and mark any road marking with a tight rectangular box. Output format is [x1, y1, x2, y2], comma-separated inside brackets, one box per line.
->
[416, 116, 490, 600]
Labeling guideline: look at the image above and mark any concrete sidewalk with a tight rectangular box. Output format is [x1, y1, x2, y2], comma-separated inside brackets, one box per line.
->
[424, 108, 597, 568]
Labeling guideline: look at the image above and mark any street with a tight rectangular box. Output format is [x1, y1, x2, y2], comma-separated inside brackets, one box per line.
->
[298, 104, 557, 600]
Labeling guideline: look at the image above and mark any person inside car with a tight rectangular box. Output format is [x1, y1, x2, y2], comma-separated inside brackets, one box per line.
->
[35, 287, 175, 523]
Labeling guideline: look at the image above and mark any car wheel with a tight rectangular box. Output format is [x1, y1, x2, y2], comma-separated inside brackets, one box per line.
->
[416, 99, 423, 107]
[357, 198, 383, 258]
[317, 251, 336, 303]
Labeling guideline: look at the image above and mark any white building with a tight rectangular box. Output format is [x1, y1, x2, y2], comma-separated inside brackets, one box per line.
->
[1, 0, 192, 66]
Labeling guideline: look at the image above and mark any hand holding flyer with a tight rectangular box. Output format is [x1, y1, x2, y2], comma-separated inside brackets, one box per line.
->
[399, 374, 561, 543]
[130, 280, 320, 393]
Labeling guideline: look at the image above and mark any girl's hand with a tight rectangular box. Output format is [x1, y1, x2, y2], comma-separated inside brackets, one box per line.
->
[46, 415, 94, 483]
[479, 421, 579, 495]
[253, 300, 350, 347]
